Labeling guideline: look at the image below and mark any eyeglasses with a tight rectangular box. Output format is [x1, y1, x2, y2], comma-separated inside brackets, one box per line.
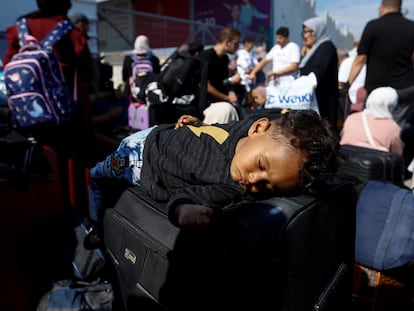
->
[302, 29, 314, 37]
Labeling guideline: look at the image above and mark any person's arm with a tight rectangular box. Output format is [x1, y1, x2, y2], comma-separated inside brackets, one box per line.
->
[348, 54, 367, 86]
[249, 57, 269, 80]
[207, 81, 238, 104]
[252, 7, 268, 19]
[175, 114, 208, 128]
[167, 184, 246, 227]
[174, 203, 214, 228]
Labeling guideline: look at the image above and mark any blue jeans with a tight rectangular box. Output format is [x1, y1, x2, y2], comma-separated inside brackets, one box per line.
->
[89, 126, 156, 221]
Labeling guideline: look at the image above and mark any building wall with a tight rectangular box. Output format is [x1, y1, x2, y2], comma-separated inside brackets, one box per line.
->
[272, 0, 354, 51]
[98, 0, 355, 87]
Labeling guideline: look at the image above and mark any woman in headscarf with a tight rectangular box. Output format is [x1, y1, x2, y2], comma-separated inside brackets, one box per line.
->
[340, 86, 404, 154]
[299, 17, 339, 130]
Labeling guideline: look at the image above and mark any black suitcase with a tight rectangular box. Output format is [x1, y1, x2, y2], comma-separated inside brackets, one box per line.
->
[103, 182, 357, 311]
[337, 144, 405, 186]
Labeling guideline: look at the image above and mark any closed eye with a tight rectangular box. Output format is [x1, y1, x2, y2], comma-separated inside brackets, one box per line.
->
[258, 156, 265, 171]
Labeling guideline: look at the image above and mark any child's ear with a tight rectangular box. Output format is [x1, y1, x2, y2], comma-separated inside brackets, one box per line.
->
[248, 118, 271, 135]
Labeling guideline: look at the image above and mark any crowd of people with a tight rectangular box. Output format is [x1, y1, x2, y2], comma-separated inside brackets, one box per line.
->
[85, 0, 414, 245]
[3, 0, 414, 220]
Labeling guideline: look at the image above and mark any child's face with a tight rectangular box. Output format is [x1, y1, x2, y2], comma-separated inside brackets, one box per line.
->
[230, 118, 302, 194]
[251, 87, 266, 107]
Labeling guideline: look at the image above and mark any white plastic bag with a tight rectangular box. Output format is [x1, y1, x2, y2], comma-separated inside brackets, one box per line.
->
[265, 72, 319, 114]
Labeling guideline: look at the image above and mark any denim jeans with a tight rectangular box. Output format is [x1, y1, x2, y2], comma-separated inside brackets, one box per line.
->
[88, 126, 157, 221]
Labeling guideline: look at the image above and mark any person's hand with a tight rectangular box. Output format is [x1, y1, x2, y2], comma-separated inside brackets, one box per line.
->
[228, 91, 238, 105]
[248, 72, 256, 81]
[231, 73, 241, 84]
[175, 204, 214, 228]
[175, 115, 203, 129]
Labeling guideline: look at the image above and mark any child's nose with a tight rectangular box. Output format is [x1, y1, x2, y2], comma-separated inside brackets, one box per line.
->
[248, 171, 264, 185]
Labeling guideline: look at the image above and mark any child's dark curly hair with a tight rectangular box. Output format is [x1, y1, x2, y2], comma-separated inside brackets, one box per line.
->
[272, 109, 340, 194]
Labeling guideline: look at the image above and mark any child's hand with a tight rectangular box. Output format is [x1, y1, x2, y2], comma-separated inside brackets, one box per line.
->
[175, 204, 214, 228]
[175, 115, 203, 129]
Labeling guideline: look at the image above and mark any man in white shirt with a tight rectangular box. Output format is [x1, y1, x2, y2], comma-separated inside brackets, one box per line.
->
[249, 26, 300, 86]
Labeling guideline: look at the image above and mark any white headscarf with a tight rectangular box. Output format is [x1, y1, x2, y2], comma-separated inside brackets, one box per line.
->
[133, 35, 151, 54]
[299, 17, 330, 68]
[364, 87, 398, 119]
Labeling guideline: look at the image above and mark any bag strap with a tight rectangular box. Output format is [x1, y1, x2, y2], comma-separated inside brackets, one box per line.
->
[361, 111, 377, 147]
[17, 18, 73, 48]
[130, 52, 152, 63]
[17, 18, 30, 47]
[41, 19, 74, 48]
[130, 52, 138, 62]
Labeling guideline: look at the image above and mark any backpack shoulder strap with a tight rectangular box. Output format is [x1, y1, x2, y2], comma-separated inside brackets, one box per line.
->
[130, 53, 138, 62]
[41, 19, 74, 49]
[16, 18, 30, 47]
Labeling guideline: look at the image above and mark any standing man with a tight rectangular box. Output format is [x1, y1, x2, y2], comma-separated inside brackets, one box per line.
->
[348, 0, 414, 172]
[348, 0, 414, 127]
[249, 26, 300, 86]
[199, 26, 241, 124]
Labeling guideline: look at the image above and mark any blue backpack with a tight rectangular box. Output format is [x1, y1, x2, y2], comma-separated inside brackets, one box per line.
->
[355, 180, 414, 270]
[4, 18, 76, 129]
